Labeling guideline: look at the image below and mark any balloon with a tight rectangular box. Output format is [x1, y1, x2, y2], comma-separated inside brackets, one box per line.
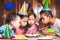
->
[5, 2, 14, 10]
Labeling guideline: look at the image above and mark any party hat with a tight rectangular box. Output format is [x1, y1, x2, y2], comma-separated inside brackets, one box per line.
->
[19, 1, 28, 15]
[5, 24, 11, 38]
[42, 0, 50, 10]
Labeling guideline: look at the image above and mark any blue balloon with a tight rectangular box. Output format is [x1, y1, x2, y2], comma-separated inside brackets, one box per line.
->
[5, 2, 14, 10]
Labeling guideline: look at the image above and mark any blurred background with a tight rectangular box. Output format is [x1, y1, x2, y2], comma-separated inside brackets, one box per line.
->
[0, 0, 60, 26]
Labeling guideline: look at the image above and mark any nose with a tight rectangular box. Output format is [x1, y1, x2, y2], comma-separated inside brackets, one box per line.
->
[42, 20, 44, 23]
[42, 20, 43, 22]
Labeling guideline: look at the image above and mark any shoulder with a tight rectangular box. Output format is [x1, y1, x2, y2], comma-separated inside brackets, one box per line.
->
[56, 18, 60, 26]
[0, 24, 6, 27]
[0, 24, 7, 29]
[53, 18, 60, 26]
[55, 18, 60, 23]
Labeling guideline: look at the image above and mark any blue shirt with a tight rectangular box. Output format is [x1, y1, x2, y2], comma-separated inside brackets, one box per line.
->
[0, 24, 14, 36]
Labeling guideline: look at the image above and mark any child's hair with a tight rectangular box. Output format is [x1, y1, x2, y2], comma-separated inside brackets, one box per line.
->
[28, 12, 36, 18]
[6, 12, 21, 23]
[40, 10, 53, 17]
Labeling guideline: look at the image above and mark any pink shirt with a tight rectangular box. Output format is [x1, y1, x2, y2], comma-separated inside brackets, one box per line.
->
[15, 28, 25, 35]
[26, 24, 38, 34]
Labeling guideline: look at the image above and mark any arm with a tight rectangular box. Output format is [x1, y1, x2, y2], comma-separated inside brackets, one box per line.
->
[0, 26, 3, 34]
[42, 27, 56, 36]
[0, 25, 5, 38]
[0, 25, 6, 36]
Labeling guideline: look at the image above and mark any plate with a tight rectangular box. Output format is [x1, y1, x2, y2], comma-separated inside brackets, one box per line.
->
[25, 34, 39, 37]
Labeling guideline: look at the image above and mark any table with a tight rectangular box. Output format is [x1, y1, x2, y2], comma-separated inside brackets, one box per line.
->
[26, 36, 60, 40]
[13, 36, 60, 40]
[0, 36, 60, 40]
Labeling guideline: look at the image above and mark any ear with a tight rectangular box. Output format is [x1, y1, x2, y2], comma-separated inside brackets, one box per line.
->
[48, 15, 51, 18]
[47, 15, 51, 20]
[10, 21, 14, 25]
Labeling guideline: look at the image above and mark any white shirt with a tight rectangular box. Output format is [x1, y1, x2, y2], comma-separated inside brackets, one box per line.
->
[52, 18, 60, 36]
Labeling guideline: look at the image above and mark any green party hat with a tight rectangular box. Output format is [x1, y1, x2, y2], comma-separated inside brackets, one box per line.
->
[43, 0, 50, 10]
[5, 24, 11, 38]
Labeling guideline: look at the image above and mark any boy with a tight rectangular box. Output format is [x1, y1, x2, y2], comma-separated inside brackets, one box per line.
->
[40, 10, 60, 36]
[0, 12, 21, 38]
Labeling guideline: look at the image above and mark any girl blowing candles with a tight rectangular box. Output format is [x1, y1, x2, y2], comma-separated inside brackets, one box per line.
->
[26, 12, 39, 34]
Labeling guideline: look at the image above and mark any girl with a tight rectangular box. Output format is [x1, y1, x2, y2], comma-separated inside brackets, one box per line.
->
[14, 14, 28, 35]
[26, 12, 39, 34]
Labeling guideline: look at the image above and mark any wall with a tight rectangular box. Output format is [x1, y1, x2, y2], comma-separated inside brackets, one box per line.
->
[0, 0, 60, 25]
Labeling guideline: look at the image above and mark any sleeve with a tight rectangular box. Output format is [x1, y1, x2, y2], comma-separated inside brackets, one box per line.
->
[11, 30, 14, 36]
[57, 20, 60, 28]
[0, 26, 3, 34]
[47, 28, 55, 33]
[56, 22, 60, 36]
[0, 25, 6, 35]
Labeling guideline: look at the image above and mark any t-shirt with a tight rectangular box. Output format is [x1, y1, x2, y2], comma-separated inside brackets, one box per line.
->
[47, 28, 55, 33]
[51, 18, 60, 36]
[26, 24, 38, 34]
[0, 24, 14, 37]
[15, 28, 26, 35]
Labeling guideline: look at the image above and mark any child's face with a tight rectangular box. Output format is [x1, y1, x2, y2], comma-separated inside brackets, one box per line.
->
[28, 15, 35, 25]
[21, 17, 28, 27]
[11, 16, 21, 28]
[40, 14, 50, 24]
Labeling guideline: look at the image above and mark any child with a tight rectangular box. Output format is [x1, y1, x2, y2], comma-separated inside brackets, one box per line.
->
[14, 14, 28, 35]
[39, 10, 57, 36]
[39, 23, 56, 36]
[26, 13, 39, 34]
[0, 12, 21, 38]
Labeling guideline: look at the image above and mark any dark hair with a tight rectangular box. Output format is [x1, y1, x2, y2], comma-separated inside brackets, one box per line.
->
[6, 12, 20, 23]
[40, 10, 53, 17]
[28, 12, 36, 18]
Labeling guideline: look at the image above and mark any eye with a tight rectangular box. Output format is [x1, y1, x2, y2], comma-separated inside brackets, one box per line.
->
[23, 21, 26, 22]
[40, 18, 42, 20]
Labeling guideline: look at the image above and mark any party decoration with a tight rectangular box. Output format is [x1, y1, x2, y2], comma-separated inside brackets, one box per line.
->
[19, 1, 28, 15]
[5, 24, 11, 38]
[5, 2, 14, 10]
[42, 0, 50, 5]
[42, 0, 50, 10]
[33, 0, 43, 19]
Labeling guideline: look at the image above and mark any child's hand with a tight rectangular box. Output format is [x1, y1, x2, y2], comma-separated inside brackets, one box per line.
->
[47, 32, 56, 36]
